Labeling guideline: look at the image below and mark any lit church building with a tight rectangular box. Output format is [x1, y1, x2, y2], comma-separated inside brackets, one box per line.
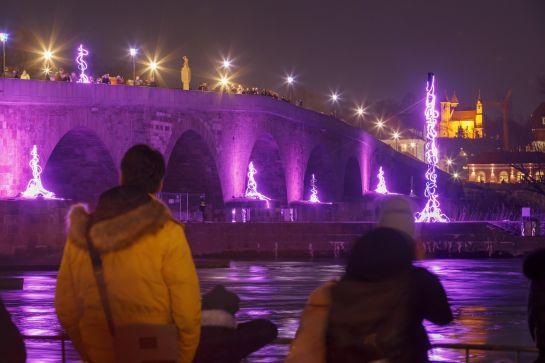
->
[439, 93, 483, 139]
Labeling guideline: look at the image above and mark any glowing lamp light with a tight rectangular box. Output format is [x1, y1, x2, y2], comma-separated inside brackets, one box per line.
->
[43, 66, 51, 75]
[376, 120, 384, 129]
[410, 142, 416, 148]
[415, 73, 449, 223]
[393, 131, 400, 140]
[76, 44, 90, 84]
[222, 58, 232, 70]
[309, 174, 320, 203]
[0, 33, 8, 43]
[375, 166, 389, 194]
[453, 172, 459, 179]
[149, 61, 158, 71]
[356, 106, 366, 117]
[129, 48, 138, 57]
[330, 92, 339, 103]
[244, 161, 271, 208]
[446, 159, 453, 166]
[220, 76, 229, 87]
[286, 75, 294, 85]
[21, 145, 55, 199]
[43, 50, 53, 61]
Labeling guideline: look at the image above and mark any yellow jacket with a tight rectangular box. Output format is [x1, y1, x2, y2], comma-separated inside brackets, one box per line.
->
[285, 282, 333, 363]
[56, 189, 201, 363]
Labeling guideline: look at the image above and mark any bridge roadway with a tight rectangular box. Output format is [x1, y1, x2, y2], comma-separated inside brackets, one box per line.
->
[0, 78, 430, 209]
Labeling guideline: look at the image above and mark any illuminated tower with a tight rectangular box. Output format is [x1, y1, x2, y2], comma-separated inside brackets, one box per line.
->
[475, 92, 483, 138]
[439, 95, 452, 137]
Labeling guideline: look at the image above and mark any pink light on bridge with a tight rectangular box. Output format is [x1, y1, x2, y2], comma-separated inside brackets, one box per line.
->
[309, 174, 320, 203]
[415, 73, 449, 223]
[244, 161, 271, 208]
[374, 166, 389, 194]
[21, 145, 55, 199]
[76, 44, 90, 84]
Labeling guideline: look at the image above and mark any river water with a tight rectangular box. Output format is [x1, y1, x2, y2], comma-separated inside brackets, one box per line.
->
[0, 259, 538, 363]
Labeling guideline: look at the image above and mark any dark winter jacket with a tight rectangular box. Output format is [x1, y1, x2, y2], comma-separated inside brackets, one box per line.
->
[327, 267, 451, 363]
[193, 310, 278, 363]
[0, 298, 26, 363]
[524, 249, 545, 352]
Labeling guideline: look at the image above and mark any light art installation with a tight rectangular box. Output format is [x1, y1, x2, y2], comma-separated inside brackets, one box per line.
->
[21, 145, 55, 199]
[244, 161, 271, 208]
[415, 73, 449, 223]
[76, 44, 90, 83]
[374, 166, 389, 194]
[309, 173, 320, 203]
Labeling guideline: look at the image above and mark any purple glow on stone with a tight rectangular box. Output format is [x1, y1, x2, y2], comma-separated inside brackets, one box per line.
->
[21, 145, 56, 199]
[309, 173, 320, 203]
[415, 74, 449, 223]
[76, 44, 90, 84]
[244, 161, 271, 208]
[374, 166, 389, 194]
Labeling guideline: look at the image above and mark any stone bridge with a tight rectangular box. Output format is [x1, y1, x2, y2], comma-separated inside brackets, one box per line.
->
[0, 79, 434, 215]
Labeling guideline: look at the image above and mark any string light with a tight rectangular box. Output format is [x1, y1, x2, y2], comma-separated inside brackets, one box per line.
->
[244, 161, 271, 208]
[375, 166, 389, 194]
[76, 44, 90, 83]
[21, 145, 55, 199]
[309, 173, 320, 203]
[415, 73, 449, 223]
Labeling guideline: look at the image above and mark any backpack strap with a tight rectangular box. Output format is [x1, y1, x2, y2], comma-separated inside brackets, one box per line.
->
[86, 222, 116, 337]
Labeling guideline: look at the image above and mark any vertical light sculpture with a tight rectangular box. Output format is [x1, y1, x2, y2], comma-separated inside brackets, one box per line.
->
[244, 161, 271, 208]
[309, 173, 320, 203]
[76, 44, 90, 83]
[374, 166, 389, 194]
[415, 73, 449, 223]
[21, 145, 55, 199]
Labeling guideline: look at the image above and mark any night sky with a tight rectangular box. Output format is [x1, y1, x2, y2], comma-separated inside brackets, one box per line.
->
[2, 0, 545, 119]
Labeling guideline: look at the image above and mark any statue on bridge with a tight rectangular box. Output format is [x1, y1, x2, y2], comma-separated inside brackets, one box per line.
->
[181, 56, 191, 91]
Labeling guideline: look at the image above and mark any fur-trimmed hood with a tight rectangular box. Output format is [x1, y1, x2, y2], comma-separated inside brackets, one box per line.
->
[66, 186, 172, 253]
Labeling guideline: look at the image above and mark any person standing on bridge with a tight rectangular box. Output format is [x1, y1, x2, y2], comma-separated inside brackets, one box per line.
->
[524, 249, 545, 363]
[55, 144, 201, 363]
[286, 196, 452, 363]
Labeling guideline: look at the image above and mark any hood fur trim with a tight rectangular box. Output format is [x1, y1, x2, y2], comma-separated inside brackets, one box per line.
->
[67, 199, 172, 253]
[201, 310, 237, 329]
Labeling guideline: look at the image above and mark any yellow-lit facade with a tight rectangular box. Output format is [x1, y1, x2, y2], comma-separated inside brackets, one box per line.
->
[439, 94, 483, 139]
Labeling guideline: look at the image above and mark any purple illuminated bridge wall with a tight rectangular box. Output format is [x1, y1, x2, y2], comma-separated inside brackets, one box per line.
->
[0, 79, 433, 209]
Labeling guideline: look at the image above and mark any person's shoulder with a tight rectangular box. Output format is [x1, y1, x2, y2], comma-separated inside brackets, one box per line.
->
[410, 266, 442, 285]
[308, 281, 336, 307]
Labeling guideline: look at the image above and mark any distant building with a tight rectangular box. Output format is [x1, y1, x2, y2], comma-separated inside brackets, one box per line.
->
[439, 92, 484, 139]
[465, 151, 545, 183]
[382, 128, 426, 162]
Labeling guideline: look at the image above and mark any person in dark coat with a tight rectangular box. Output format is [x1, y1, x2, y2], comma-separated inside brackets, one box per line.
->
[193, 285, 278, 363]
[287, 196, 452, 363]
[0, 297, 26, 363]
[524, 249, 545, 363]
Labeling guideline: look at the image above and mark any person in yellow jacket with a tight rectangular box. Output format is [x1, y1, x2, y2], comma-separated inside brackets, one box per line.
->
[55, 144, 201, 363]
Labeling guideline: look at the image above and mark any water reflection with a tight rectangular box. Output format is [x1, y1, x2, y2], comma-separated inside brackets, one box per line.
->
[0, 259, 538, 362]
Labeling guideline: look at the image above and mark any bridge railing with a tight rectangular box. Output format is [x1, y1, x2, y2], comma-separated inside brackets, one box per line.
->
[23, 335, 538, 363]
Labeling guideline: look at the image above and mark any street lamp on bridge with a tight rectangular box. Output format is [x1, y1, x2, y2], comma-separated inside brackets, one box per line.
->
[129, 48, 138, 83]
[0, 32, 8, 78]
[285, 74, 295, 102]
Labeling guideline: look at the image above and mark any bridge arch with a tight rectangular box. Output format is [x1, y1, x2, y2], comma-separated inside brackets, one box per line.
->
[343, 156, 363, 200]
[303, 145, 336, 202]
[163, 130, 224, 219]
[246, 133, 288, 206]
[42, 127, 118, 205]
